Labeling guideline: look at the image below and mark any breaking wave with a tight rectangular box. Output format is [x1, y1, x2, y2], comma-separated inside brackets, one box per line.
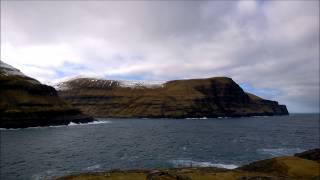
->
[68, 120, 111, 126]
[31, 169, 72, 180]
[185, 117, 208, 119]
[83, 164, 102, 171]
[0, 128, 21, 131]
[257, 148, 304, 156]
[169, 159, 238, 169]
[0, 121, 111, 130]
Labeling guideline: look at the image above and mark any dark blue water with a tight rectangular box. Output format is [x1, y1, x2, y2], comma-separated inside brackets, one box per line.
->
[0, 114, 319, 180]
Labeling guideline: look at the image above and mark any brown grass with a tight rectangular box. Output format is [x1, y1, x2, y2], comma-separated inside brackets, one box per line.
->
[53, 156, 320, 180]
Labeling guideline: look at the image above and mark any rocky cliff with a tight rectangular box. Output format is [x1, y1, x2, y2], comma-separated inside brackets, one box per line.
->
[0, 61, 93, 128]
[56, 77, 288, 118]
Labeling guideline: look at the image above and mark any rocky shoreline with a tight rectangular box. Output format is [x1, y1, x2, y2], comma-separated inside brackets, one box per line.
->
[53, 149, 319, 180]
[1, 110, 93, 129]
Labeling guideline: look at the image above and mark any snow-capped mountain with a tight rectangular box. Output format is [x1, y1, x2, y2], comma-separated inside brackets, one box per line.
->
[57, 76, 289, 118]
[54, 76, 166, 90]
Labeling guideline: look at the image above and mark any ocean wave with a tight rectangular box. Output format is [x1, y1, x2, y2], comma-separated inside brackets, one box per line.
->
[83, 164, 102, 171]
[251, 116, 269, 118]
[68, 120, 111, 126]
[169, 159, 238, 169]
[185, 117, 208, 119]
[31, 164, 103, 179]
[186, 117, 234, 119]
[0, 121, 111, 130]
[257, 148, 304, 156]
[0, 128, 20, 131]
[0, 126, 49, 131]
[31, 169, 71, 180]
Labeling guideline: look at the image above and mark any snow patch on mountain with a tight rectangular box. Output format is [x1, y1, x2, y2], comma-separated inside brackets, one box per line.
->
[0, 60, 25, 76]
[53, 76, 166, 90]
[118, 80, 165, 88]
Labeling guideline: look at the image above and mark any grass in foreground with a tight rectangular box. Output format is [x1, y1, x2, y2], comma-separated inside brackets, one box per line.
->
[53, 152, 320, 180]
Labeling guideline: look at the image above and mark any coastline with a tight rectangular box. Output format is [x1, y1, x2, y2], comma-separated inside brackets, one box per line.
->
[53, 149, 320, 180]
[0, 114, 291, 129]
[1, 115, 318, 179]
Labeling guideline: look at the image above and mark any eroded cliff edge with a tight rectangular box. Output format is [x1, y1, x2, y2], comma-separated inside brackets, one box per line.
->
[57, 77, 288, 118]
[0, 61, 93, 128]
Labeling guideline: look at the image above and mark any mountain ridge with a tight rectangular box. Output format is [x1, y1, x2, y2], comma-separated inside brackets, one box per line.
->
[57, 76, 288, 118]
[0, 61, 289, 123]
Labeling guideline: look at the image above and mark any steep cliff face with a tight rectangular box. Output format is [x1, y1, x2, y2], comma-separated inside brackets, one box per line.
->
[57, 77, 288, 118]
[0, 61, 93, 128]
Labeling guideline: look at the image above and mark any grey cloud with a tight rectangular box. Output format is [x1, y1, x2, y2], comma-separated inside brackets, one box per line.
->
[1, 0, 319, 113]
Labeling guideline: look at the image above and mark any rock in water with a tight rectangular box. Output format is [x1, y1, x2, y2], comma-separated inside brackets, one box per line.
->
[0, 61, 93, 128]
[56, 76, 288, 118]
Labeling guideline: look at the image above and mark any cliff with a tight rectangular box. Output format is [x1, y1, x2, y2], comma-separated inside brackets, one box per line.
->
[0, 61, 93, 128]
[56, 77, 288, 118]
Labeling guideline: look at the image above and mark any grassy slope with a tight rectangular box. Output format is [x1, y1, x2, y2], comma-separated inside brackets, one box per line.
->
[0, 71, 92, 128]
[0, 72, 72, 113]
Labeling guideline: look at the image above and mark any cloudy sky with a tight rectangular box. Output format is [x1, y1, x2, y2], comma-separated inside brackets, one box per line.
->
[1, 0, 319, 113]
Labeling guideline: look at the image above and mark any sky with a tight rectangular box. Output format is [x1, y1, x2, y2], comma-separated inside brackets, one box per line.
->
[1, 0, 319, 113]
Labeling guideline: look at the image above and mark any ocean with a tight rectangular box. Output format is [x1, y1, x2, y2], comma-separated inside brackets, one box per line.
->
[0, 114, 319, 180]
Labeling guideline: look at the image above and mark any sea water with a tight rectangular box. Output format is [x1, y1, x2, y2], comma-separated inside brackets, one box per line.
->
[0, 114, 319, 180]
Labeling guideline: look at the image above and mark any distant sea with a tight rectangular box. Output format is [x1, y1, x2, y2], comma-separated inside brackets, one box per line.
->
[0, 114, 319, 180]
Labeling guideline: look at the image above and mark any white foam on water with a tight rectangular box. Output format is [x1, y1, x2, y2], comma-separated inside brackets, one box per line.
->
[68, 122, 78, 126]
[169, 159, 238, 169]
[0, 128, 21, 131]
[0, 126, 45, 131]
[185, 117, 209, 119]
[0, 121, 111, 130]
[31, 169, 72, 180]
[257, 148, 304, 156]
[83, 164, 102, 171]
[252, 116, 269, 118]
[68, 120, 111, 126]
[48, 125, 66, 128]
[88, 121, 111, 125]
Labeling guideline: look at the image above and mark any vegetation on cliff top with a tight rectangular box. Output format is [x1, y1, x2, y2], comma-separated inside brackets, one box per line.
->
[0, 65, 93, 128]
[58, 77, 288, 118]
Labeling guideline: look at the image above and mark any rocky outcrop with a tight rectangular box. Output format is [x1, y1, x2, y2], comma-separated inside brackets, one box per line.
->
[237, 153, 320, 179]
[57, 77, 288, 118]
[295, 148, 320, 162]
[0, 61, 93, 128]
